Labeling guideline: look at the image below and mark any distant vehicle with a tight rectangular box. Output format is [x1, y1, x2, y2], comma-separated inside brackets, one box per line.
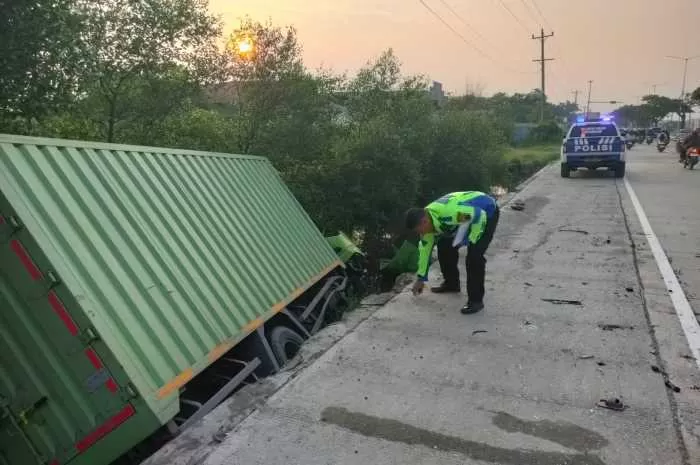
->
[620, 129, 635, 149]
[684, 147, 700, 170]
[560, 116, 626, 178]
[676, 128, 691, 142]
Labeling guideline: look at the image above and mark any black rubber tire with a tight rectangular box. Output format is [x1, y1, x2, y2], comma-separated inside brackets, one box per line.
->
[560, 163, 570, 178]
[614, 162, 626, 178]
[268, 326, 305, 366]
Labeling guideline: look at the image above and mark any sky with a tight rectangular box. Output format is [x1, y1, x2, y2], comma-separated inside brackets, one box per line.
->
[209, 0, 700, 113]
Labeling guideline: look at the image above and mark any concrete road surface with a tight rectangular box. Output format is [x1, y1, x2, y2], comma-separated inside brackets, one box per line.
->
[197, 151, 700, 465]
[626, 143, 700, 322]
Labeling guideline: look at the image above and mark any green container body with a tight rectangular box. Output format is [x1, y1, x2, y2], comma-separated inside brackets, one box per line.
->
[0, 135, 341, 465]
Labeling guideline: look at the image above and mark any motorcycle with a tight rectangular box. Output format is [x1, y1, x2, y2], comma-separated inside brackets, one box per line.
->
[684, 147, 700, 170]
[657, 141, 668, 152]
[646, 136, 654, 144]
[626, 140, 634, 150]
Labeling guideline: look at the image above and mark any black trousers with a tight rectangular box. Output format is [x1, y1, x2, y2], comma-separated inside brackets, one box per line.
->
[437, 207, 500, 303]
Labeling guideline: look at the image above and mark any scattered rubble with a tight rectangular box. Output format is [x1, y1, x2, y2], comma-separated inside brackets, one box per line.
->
[597, 398, 626, 411]
[542, 298, 583, 306]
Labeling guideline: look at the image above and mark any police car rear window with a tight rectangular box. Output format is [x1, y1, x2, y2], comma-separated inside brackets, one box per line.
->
[569, 124, 618, 137]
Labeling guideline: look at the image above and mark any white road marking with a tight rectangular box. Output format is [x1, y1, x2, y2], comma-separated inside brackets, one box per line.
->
[624, 178, 700, 369]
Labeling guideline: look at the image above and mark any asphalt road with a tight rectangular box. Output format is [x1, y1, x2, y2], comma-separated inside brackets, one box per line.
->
[186, 154, 700, 465]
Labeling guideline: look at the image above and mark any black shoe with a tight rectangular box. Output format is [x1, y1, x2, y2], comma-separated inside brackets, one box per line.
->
[431, 282, 460, 293]
[461, 301, 484, 314]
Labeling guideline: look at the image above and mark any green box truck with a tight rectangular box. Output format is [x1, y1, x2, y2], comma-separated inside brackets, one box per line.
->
[0, 135, 345, 465]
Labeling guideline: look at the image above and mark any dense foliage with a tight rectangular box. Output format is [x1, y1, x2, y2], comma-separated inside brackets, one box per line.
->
[0, 6, 562, 271]
[613, 95, 693, 127]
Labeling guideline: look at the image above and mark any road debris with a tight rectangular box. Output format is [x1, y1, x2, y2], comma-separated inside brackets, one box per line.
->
[578, 355, 595, 360]
[625, 287, 634, 293]
[542, 298, 583, 306]
[598, 324, 635, 331]
[596, 398, 626, 411]
[596, 362, 607, 367]
[558, 228, 589, 235]
[510, 200, 525, 211]
[471, 330, 488, 335]
[651, 365, 682, 393]
[664, 380, 681, 393]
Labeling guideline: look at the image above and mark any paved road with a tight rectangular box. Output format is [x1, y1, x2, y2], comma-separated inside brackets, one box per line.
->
[626, 143, 700, 321]
[182, 158, 700, 465]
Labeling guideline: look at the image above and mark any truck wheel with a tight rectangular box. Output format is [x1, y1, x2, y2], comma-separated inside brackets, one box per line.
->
[269, 326, 305, 366]
[614, 162, 626, 178]
[560, 163, 570, 178]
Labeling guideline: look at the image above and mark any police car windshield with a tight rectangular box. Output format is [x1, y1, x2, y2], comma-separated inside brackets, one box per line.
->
[569, 124, 618, 138]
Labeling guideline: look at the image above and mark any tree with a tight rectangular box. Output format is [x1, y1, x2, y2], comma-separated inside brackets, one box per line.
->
[0, 0, 85, 127]
[691, 87, 700, 105]
[551, 101, 579, 121]
[641, 94, 690, 124]
[212, 17, 330, 154]
[614, 104, 651, 127]
[77, 0, 221, 141]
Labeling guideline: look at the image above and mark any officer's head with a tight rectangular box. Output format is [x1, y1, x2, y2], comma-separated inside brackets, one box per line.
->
[405, 208, 433, 235]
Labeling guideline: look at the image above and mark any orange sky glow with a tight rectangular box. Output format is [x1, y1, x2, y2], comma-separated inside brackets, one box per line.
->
[210, 0, 700, 113]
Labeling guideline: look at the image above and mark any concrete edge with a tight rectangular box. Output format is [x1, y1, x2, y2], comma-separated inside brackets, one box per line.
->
[142, 162, 558, 465]
[141, 295, 395, 465]
[615, 179, 700, 465]
[498, 161, 556, 208]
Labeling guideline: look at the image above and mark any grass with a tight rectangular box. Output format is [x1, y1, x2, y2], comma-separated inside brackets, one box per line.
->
[502, 144, 560, 188]
[505, 144, 560, 163]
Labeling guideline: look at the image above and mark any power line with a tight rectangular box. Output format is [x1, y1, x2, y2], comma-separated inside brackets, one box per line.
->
[418, 0, 534, 74]
[522, 0, 577, 90]
[436, 0, 500, 53]
[436, 0, 533, 69]
[528, 0, 554, 30]
[495, 0, 530, 33]
[519, 0, 541, 27]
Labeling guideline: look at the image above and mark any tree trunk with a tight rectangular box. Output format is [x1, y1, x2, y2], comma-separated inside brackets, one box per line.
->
[107, 98, 117, 142]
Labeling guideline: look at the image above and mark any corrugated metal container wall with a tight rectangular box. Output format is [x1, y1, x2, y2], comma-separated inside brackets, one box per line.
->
[0, 135, 342, 417]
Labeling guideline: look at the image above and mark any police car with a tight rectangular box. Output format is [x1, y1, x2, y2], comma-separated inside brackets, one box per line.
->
[561, 115, 625, 178]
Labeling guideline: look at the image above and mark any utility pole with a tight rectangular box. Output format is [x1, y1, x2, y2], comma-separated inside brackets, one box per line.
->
[531, 28, 554, 122]
[666, 55, 700, 129]
[572, 90, 580, 107]
[585, 80, 593, 114]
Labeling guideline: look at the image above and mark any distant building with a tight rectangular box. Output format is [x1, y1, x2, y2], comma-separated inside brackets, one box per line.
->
[429, 81, 446, 107]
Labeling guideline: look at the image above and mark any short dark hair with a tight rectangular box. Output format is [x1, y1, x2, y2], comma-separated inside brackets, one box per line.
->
[405, 208, 426, 230]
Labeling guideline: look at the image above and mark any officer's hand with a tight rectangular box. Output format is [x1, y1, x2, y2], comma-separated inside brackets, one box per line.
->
[412, 280, 425, 296]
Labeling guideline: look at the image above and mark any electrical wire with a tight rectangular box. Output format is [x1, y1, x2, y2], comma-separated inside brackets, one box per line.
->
[418, 0, 535, 74]
[436, 0, 533, 69]
[495, 0, 530, 33]
[519, 0, 542, 28]
[529, 0, 554, 31]
[520, 0, 577, 95]
[436, 0, 500, 52]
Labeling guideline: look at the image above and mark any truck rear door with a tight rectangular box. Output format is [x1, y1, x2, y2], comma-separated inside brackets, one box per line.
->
[0, 209, 133, 465]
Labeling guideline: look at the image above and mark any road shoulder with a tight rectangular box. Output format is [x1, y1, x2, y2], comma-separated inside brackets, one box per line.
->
[617, 178, 700, 463]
